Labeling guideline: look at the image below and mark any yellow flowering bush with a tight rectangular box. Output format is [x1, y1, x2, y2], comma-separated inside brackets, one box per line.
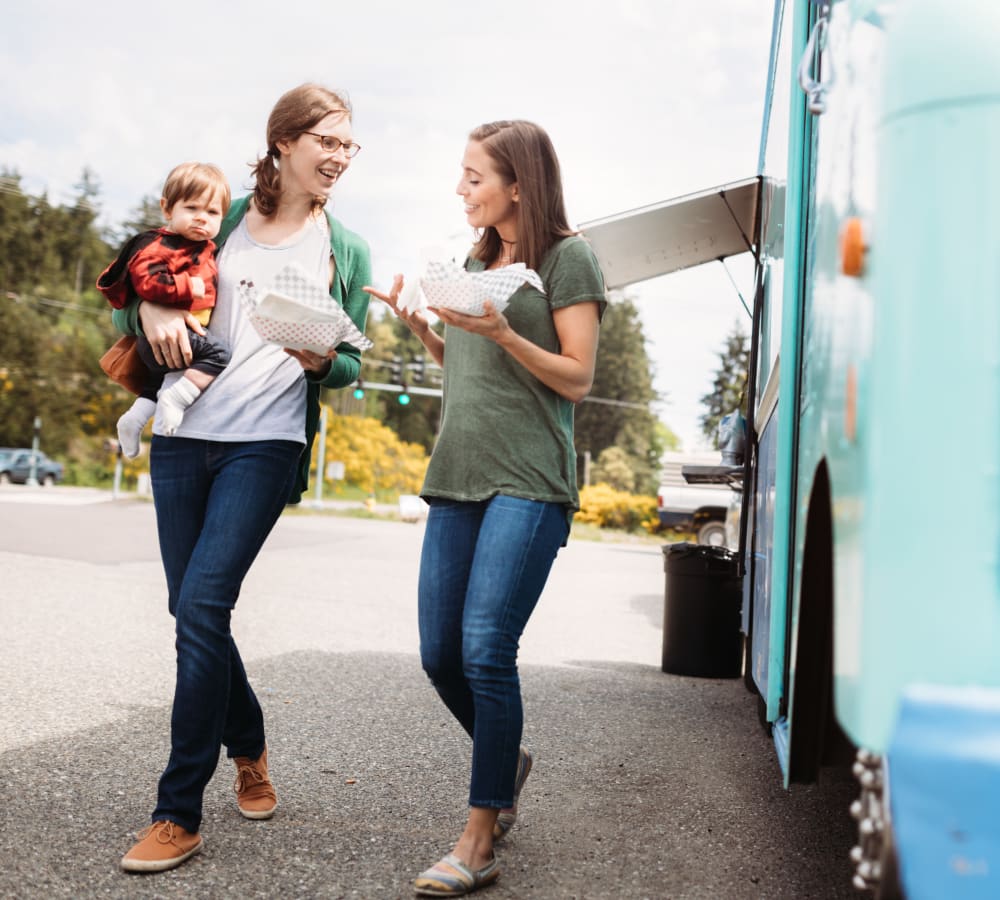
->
[317, 411, 429, 497]
[576, 483, 658, 533]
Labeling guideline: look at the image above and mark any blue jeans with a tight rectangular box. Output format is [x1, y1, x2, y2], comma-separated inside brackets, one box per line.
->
[148, 435, 301, 833]
[418, 495, 569, 809]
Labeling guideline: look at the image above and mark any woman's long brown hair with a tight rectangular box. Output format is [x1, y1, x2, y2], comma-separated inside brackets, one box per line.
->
[468, 120, 575, 271]
[249, 83, 351, 217]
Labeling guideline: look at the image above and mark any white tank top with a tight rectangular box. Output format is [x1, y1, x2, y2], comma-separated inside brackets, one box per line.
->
[154, 214, 331, 444]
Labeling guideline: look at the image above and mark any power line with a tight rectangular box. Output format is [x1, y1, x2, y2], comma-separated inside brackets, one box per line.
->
[349, 378, 649, 409]
[360, 356, 647, 407]
[582, 396, 651, 410]
[4, 291, 105, 317]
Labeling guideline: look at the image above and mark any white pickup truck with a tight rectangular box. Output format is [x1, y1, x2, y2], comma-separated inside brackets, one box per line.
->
[656, 452, 739, 546]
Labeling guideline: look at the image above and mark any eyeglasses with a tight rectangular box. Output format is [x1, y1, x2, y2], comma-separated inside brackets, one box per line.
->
[302, 132, 362, 157]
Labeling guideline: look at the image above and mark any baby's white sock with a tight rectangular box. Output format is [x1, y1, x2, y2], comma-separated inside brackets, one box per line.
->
[116, 397, 157, 459]
[158, 377, 203, 436]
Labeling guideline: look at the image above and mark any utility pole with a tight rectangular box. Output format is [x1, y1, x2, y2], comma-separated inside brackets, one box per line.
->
[112, 447, 123, 499]
[314, 402, 329, 505]
[26, 416, 41, 486]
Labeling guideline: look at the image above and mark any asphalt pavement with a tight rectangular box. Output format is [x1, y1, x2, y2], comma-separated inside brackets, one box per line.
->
[0, 487, 857, 899]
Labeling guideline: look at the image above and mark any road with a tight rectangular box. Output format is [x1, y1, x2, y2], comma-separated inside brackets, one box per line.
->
[0, 486, 857, 899]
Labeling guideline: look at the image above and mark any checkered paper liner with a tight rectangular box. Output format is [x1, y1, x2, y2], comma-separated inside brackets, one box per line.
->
[413, 260, 544, 317]
[238, 263, 372, 354]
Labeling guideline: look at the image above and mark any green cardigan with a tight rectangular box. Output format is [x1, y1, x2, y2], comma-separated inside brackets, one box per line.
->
[111, 196, 372, 503]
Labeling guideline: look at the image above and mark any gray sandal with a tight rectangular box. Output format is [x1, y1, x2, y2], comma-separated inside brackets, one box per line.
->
[493, 746, 533, 841]
[414, 853, 500, 897]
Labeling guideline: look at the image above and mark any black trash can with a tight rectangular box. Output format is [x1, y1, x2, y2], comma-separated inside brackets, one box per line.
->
[661, 542, 742, 678]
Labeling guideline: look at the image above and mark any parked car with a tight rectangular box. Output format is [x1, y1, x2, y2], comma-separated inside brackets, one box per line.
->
[0, 448, 64, 486]
[656, 452, 738, 547]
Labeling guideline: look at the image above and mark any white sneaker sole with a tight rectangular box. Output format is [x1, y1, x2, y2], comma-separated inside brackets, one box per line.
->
[121, 837, 203, 873]
[238, 799, 278, 820]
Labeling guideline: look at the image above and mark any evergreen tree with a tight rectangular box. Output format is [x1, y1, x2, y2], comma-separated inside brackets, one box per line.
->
[0, 172, 118, 459]
[120, 194, 165, 239]
[574, 292, 662, 495]
[62, 168, 103, 296]
[700, 321, 749, 443]
[0, 171, 35, 292]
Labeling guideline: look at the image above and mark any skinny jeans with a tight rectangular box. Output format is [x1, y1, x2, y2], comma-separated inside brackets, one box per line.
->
[148, 435, 301, 833]
[418, 495, 569, 808]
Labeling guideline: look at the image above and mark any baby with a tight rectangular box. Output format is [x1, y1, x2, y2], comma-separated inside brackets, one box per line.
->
[98, 162, 231, 458]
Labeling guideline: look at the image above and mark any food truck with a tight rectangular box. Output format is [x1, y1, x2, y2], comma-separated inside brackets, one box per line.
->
[581, 2, 1000, 896]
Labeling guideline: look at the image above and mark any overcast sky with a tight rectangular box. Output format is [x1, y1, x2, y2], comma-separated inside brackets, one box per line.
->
[2, 0, 773, 451]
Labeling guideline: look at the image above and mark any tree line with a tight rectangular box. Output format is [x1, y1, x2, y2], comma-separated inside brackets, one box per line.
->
[0, 168, 123, 482]
[0, 168, 684, 495]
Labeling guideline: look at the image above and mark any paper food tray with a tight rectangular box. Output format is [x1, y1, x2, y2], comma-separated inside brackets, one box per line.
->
[238, 262, 373, 354]
[409, 260, 544, 317]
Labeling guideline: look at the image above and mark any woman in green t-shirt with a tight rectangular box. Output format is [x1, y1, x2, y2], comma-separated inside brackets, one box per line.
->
[368, 120, 606, 897]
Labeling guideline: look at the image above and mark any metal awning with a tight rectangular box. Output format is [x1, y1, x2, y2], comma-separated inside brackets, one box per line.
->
[579, 177, 760, 290]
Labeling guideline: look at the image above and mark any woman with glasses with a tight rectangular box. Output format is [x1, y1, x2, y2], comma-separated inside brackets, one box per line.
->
[112, 82, 371, 874]
[367, 120, 605, 897]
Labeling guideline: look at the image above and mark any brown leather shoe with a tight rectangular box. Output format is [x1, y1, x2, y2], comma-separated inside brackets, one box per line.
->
[121, 820, 202, 873]
[233, 745, 278, 819]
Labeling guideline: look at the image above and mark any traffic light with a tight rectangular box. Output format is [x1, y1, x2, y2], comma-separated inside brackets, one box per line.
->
[398, 383, 411, 405]
[411, 355, 426, 384]
[388, 355, 403, 385]
[352, 379, 365, 400]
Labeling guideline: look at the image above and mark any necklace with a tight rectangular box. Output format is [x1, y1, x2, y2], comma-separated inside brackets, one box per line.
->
[499, 237, 517, 266]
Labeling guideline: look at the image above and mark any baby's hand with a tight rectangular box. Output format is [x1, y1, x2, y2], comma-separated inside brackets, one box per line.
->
[191, 276, 205, 299]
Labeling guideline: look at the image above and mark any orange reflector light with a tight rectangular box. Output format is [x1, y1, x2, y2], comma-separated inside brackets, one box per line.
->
[840, 217, 866, 277]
